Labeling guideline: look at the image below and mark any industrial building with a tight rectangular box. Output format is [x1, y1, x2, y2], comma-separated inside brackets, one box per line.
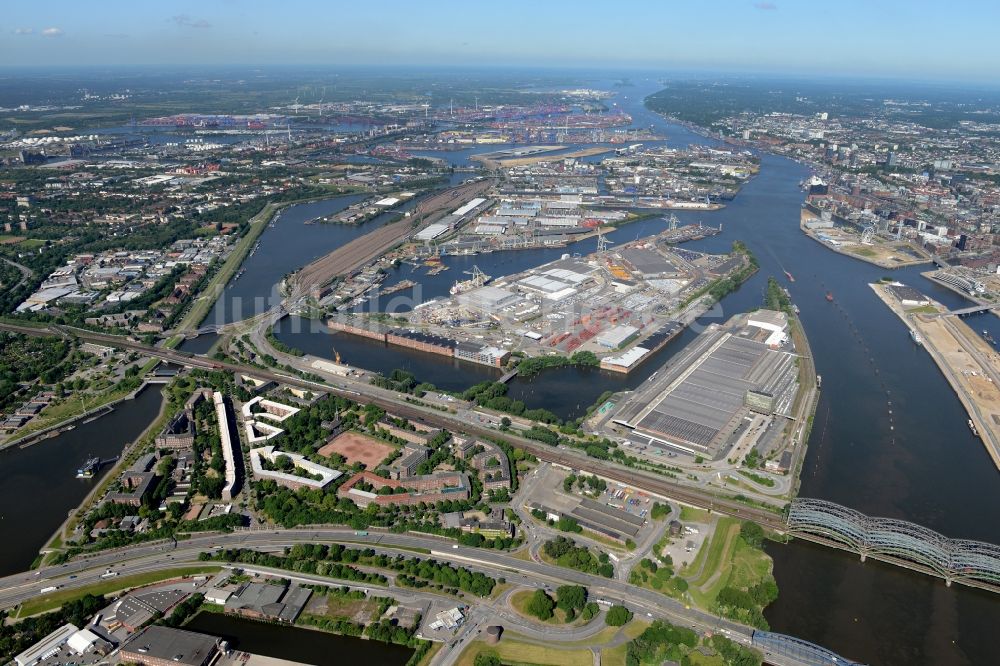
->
[612, 311, 799, 457]
[224, 582, 312, 623]
[119, 626, 219, 666]
[455, 340, 510, 367]
[529, 497, 643, 541]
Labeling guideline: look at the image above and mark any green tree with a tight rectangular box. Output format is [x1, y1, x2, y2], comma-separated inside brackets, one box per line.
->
[556, 585, 588, 615]
[740, 521, 765, 548]
[606, 604, 633, 626]
[525, 589, 555, 621]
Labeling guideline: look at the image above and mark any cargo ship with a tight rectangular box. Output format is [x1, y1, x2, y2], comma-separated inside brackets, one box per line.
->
[450, 265, 491, 295]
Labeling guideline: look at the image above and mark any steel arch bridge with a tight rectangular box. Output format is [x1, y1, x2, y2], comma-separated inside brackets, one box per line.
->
[751, 630, 866, 666]
[787, 498, 1000, 590]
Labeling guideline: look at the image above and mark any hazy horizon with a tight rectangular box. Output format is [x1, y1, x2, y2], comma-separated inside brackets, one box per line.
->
[6, 0, 1000, 84]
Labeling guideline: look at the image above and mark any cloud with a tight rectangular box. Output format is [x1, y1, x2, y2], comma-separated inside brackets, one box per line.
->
[41, 27, 64, 37]
[13, 28, 34, 35]
[172, 14, 211, 29]
[754, 2, 777, 9]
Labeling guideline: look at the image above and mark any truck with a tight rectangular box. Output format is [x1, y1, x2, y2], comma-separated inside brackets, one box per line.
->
[101, 569, 118, 578]
[40, 585, 59, 594]
[354, 531, 368, 536]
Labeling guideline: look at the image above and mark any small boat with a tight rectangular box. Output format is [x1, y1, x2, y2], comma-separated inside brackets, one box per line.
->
[969, 419, 980, 437]
[816, 374, 822, 388]
[784, 270, 795, 282]
[825, 291, 834, 302]
[910, 329, 922, 345]
[76, 456, 100, 479]
[983, 330, 996, 345]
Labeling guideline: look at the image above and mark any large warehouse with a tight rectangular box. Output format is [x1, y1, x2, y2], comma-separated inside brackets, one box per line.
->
[612, 311, 798, 457]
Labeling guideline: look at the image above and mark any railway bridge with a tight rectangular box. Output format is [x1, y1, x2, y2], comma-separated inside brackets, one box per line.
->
[787, 498, 1000, 593]
[751, 630, 866, 666]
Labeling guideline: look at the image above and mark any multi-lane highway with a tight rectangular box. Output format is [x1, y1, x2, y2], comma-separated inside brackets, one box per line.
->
[0, 527, 849, 666]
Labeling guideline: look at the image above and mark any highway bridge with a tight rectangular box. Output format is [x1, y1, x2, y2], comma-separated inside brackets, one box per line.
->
[4, 321, 999, 596]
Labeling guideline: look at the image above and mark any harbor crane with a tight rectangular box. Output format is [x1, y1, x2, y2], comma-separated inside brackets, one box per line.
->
[597, 227, 613, 253]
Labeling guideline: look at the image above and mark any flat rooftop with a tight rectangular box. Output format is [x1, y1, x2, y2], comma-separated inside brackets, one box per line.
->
[120, 625, 218, 666]
[614, 324, 798, 454]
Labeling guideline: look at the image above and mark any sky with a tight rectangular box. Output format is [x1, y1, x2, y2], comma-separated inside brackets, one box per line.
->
[4, 0, 999, 82]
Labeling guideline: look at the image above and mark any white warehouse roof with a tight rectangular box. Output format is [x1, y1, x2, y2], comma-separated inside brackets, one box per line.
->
[415, 223, 450, 241]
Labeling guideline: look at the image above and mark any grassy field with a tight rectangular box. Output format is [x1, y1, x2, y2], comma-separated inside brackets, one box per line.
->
[456, 637, 593, 666]
[18, 566, 220, 617]
[602, 643, 628, 666]
[686, 651, 726, 666]
[849, 246, 878, 257]
[417, 641, 442, 666]
[598, 620, 651, 666]
[680, 518, 772, 610]
[682, 518, 737, 580]
[679, 506, 712, 522]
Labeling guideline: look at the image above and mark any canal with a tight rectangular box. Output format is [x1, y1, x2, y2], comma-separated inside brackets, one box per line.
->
[184, 612, 413, 666]
[0, 384, 165, 577]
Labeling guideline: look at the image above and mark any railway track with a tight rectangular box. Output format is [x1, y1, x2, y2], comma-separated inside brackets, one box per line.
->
[1, 321, 784, 530]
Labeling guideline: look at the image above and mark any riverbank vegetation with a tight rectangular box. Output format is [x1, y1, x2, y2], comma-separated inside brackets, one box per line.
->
[515, 351, 599, 378]
[678, 519, 777, 629]
[764, 277, 793, 316]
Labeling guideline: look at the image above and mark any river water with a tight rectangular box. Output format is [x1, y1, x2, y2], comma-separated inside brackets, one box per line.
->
[266, 80, 1000, 665]
[24, 77, 992, 664]
[184, 612, 412, 666]
[0, 385, 165, 576]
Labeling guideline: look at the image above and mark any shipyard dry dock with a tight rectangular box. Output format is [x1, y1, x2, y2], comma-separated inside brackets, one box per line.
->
[611, 310, 801, 458]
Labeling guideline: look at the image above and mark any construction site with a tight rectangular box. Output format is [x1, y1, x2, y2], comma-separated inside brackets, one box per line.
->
[800, 203, 932, 269]
[871, 281, 1000, 470]
[608, 310, 802, 460]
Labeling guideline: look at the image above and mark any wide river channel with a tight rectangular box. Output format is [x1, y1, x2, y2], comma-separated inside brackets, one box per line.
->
[7, 79, 996, 665]
[273, 80, 1000, 665]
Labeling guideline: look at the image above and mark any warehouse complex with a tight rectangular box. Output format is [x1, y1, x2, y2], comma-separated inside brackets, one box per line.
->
[611, 310, 800, 457]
